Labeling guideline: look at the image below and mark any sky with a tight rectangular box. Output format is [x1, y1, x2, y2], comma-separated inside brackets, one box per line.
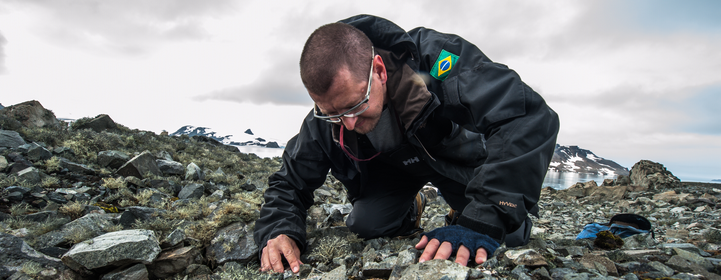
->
[1, 0, 720, 181]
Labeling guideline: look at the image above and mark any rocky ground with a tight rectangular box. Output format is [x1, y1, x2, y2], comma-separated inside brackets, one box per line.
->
[1, 100, 721, 280]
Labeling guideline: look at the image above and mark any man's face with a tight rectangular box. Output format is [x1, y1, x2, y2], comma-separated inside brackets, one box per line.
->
[311, 57, 385, 134]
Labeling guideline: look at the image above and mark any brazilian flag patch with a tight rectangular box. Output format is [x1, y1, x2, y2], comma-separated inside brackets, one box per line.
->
[430, 49, 459, 81]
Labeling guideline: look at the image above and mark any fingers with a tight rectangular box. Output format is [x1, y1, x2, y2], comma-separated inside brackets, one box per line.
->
[260, 234, 303, 274]
[432, 241, 453, 260]
[285, 237, 303, 273]
[418, 238, 440, 263]
[415, 235, 429, 249]
[261, 246, 271, 271]
[475, 247, 488, 264]
[454, 245, 471, 266]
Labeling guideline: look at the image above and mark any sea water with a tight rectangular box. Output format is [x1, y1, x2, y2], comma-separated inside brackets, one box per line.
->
[542, 171, 617, 190]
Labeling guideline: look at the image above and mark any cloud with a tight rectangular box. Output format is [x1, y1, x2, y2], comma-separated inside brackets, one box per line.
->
[0, 32, 6, 74]
[10, 0, 239, 55]
[193, 49, 312, 106]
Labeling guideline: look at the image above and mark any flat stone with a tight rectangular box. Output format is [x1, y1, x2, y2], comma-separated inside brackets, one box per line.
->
[35, 213, 115, 248]
[184, 162, 204, 181]
[156, 159, 184, 175]
[396, 259, 470, 280]
[205, 222, 258, 265]
[100, 263, 149, 280]
[0, 155, 7, 170]
[580, 255, 618, 276]
[505, 249, 548, 267]
[0, 130, 26, 148]
[61, 229, 161, 271]
[27, 145, 52, 161]
[149, 246, 203, 279]
[73, 114, 117, 132]
[17, 167, 41, 184]
[59, 158, 96, 175]
[97, 150, 130, 169]
[0, 232, 78, 279]
[116, 151, 161, 179]
[178, 183, 204, 199]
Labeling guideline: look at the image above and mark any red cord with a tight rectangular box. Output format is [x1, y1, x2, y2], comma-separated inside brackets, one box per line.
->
[340, 126, 380, 162]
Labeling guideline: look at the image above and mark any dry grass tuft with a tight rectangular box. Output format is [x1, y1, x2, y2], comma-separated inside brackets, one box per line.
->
[102, 177, 126, 190]
[58, 201, 86, 220]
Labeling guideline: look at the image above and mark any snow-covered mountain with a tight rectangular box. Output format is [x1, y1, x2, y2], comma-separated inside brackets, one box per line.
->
[549, 144, 629, 176]
[170, 125, 282, 148]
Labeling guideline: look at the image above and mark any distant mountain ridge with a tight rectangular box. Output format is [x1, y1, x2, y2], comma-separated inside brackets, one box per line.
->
[549, 144, 629, 176]
[170, 125, 281, 148]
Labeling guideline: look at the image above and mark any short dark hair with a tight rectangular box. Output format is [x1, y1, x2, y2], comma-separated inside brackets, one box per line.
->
[300, 22, 373, 95]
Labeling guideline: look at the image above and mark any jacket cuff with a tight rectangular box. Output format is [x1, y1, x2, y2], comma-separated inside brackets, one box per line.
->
[456, 215, 506, 244]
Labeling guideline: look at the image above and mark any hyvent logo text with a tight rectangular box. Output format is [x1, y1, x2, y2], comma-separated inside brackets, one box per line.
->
[403, 157, 420, 166]
[499, 201, 517, 208]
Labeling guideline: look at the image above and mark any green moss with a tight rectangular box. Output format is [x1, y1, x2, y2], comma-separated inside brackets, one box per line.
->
[594, 230, 624, 250]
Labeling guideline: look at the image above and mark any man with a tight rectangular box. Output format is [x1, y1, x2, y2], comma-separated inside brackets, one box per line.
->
[254, 14, 559, 273]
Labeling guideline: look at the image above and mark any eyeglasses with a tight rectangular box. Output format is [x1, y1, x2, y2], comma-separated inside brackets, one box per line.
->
[313, 47, 374, 123]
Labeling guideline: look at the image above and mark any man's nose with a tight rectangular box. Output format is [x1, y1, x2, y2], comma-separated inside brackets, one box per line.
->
[342, 116, 358, 131]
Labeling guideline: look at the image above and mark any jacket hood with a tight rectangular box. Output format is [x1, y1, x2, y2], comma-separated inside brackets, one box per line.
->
[340, 15, 419, 62]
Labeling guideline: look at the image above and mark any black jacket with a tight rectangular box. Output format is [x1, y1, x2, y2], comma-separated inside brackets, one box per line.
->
[253, 15, 559, 253]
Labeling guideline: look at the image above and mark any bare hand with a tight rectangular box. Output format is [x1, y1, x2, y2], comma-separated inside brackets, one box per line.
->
[415, 235, 488, 266]
[260, 234, 303, 273]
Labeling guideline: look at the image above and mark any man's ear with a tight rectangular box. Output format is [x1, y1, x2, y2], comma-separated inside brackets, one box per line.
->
[374, 55, 387, 84]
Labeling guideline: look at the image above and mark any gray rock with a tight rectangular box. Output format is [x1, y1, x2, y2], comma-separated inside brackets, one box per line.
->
[666, 255, 721, 280]
[46, 191, 69, 204]
[23, 210, 67, 223]
[17, 167, 41, 184]
[161, 229, 186, 248]
[119, 206, 168, 228]
[178, 183, 205, 200]
[580, 255, 618, 277]
[239, 181, 256, 191]
[206, 221, 258, 265]
[27, 144, 52, 162]
[156, 151, 173, 161]
[672, 247, 713, 270]
[58, 160, 94, 177]
[184, 264, 212, 277]
[629, 160, 680, 190]
[156, 159, 184, 175]
[0, 232, 78, 279]
[35, 213, 115, 248]
[322, 264, 346, 280]
[149, 246, 203, 278]
[185, 162, 204, 181]
[646, 261, 675, 278]
[53, 146, 75, 158]
[61, 229, 161, 271]
[0, 100, 60, 129]
[73, 114, 117, 132]
[0, 130, 26, 148]
[396, 259, 470, 280]
[0, 155, 7, 170]
[5, 186, 31, 196]
[116, 151, 162, 179]
[97, 150, 130, 169]
[100, 263, 149, 280]
[505, 249, 548, 266]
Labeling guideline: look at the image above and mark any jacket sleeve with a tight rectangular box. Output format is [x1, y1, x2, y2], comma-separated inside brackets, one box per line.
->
[409, 27, 560, 243]
[252, 111, 333, 254]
